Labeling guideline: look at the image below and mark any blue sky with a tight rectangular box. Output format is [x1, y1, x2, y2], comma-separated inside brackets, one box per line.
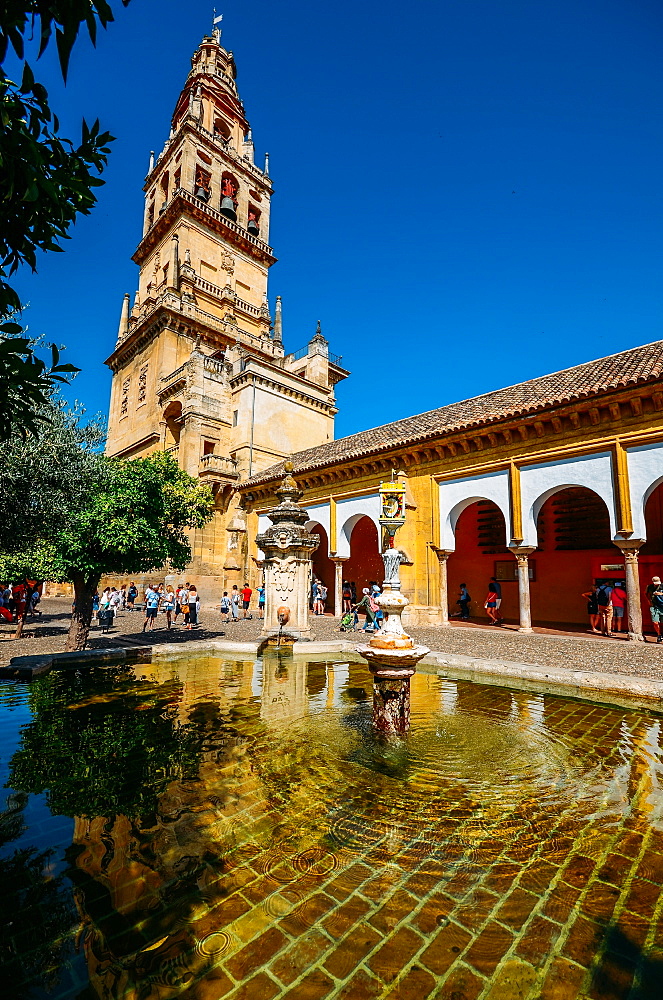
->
[11, 0, 663, 439]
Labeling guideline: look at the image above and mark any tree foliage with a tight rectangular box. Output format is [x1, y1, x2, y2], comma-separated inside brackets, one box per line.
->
[0, 394, 104, 557]
[0, 1, 129, 437]
[9, 669, 202, 818]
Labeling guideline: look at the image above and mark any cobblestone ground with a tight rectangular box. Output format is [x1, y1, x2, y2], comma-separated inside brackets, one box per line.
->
[2, 599, 663, 681]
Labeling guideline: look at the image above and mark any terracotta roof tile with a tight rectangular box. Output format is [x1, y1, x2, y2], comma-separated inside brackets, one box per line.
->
[244, 340, 663, 488]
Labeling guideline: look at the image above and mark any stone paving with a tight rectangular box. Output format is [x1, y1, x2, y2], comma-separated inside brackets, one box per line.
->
[2, 599, 663, 682]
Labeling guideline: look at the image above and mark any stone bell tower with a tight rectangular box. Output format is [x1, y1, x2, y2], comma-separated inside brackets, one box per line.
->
[104, 24, 349, 600]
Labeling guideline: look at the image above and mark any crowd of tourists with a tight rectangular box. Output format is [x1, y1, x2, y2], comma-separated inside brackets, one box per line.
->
[0, 581, 42, 623]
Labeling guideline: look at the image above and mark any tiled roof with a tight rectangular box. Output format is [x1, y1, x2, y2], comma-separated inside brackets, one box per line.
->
[243, 339, 663, 488]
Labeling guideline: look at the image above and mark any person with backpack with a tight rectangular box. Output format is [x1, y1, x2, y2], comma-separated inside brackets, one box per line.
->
[610, 581, 627, 634]
[230, 585, 241, 621]
[596, 581, 613, 636]
[646, 576, 663, 643]
[315, 581, 328, 615]
[241, 582, 253, 619]
[355, 588, 378, 631]
[257, 585, 265, 618]
[108, 587, 122, 620]
[581, 585, 600, 633]
[220, 591, 231, 622]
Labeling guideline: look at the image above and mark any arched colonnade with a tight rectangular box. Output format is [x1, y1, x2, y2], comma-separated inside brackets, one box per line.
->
[255, 444, 663, 638]
[437, 446, 663, 640]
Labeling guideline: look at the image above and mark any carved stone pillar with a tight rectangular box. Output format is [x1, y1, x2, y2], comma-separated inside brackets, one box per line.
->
[256, 463, 319, 641]
[613, 540, 645, 642]
[509, 546, 537, 633]
[331, 558, 347, 618]
[430, 546, 453, 626]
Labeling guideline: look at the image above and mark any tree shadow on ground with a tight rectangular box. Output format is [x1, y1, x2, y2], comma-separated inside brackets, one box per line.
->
[591, 923, 663, 1000]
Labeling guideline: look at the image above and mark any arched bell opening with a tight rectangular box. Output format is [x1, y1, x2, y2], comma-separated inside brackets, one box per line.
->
[531, 486, 614, 626]
[446, 500, 514, 623]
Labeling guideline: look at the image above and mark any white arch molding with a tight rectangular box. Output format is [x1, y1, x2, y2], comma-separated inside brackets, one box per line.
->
[335, 495, 381, 559]
[438, 471, 511, 550]
[519, 453, 617, 548]
[626, 442, 663, 541]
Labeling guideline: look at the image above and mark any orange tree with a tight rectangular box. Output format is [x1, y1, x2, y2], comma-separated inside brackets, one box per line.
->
[19, 451, 215, 650]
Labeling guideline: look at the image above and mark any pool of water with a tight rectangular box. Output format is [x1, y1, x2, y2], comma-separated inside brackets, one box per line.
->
[1, 653, 663, 999]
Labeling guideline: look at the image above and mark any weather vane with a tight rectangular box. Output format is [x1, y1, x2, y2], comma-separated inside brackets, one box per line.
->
[212, 8, 223, 32]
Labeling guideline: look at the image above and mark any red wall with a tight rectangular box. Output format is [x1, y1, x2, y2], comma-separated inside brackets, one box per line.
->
[446, 503, 516, 622]
[344, 517, 384, 595]
[310, 525, 334, 599]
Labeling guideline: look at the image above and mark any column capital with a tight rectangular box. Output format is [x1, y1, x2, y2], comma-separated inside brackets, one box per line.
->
[429, 544, 454, 561]
[329, 554, 348, 563]
[612, 538, 646, 556]
[508, 545, 537, 560]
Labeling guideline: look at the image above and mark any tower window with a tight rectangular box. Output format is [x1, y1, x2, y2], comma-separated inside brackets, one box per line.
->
[195, 166, 211, 202]
[203, 440, 216, 455]
[232, 410, 238, 427]
[147, 199, 155, 228]
[247, 205, 261, 236]
[214, 117, 231, 141]
[173, 168, 181, 192]
[220, 173, 239, 221]
[159, 172, 169, 211]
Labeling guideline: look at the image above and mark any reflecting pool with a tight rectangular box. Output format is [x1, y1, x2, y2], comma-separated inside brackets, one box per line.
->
[1, 652, 663, 999]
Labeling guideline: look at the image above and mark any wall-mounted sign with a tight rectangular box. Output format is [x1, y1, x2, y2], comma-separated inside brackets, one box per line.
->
[600, 564, 624, 572]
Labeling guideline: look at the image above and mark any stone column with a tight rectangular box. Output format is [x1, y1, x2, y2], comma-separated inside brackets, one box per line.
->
[331, 558, 347, 618]
[614, 540, 645, 642]
[431, 547, 453, 626]
[509, 546, 536, 633]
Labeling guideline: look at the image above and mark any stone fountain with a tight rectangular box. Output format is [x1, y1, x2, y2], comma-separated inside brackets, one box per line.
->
[256, 461, 319, 643]
[356, 475, 429, 735]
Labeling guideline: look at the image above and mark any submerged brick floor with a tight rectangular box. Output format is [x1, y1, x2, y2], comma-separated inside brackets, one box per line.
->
[4, 659, 661, 999]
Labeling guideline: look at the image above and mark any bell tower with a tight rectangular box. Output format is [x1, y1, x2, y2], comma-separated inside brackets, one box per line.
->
[104, 24, 349, 599]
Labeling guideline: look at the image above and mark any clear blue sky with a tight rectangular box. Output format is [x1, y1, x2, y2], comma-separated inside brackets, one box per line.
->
[12, 0, 663, 439]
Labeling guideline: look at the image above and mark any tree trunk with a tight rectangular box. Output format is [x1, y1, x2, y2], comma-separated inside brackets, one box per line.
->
[66, 574, 99, 652]
[13, 583, 37, 640]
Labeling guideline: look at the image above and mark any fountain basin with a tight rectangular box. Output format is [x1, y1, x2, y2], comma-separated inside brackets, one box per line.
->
[356, 643, 430, 677]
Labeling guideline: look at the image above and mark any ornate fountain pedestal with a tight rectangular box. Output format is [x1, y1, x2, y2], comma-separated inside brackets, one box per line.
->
[256, 462, 319, 643]
[357, 548, 428, 735]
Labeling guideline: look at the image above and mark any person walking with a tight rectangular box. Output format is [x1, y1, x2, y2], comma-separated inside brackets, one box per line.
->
[108, 587, 122, 620]
[162, 586, 176, 629]
[490, 576, 503, 623]
[646, 576, 663, 643]
[143, 584, 160, 631]
[581, 585, 601, 633]
[484, 581, 501, 625]
[185, 585, 199, 629]
[455, 583, 471, 620]
[342, 581, 352, 613]
[355, 588, 378, 632]
[220, 591, 231, 622]
[241, 582, 253, 619]
[610, 581, 627, 634]
[372, 584, 383, 631]
[127, 582, 138, 611]
[596, 581, 613, 636]
[230, 585, 241, 621]
[314, 581, 327, 615]
[257, 585, 265, 619]
[174, 584, 187, 623]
